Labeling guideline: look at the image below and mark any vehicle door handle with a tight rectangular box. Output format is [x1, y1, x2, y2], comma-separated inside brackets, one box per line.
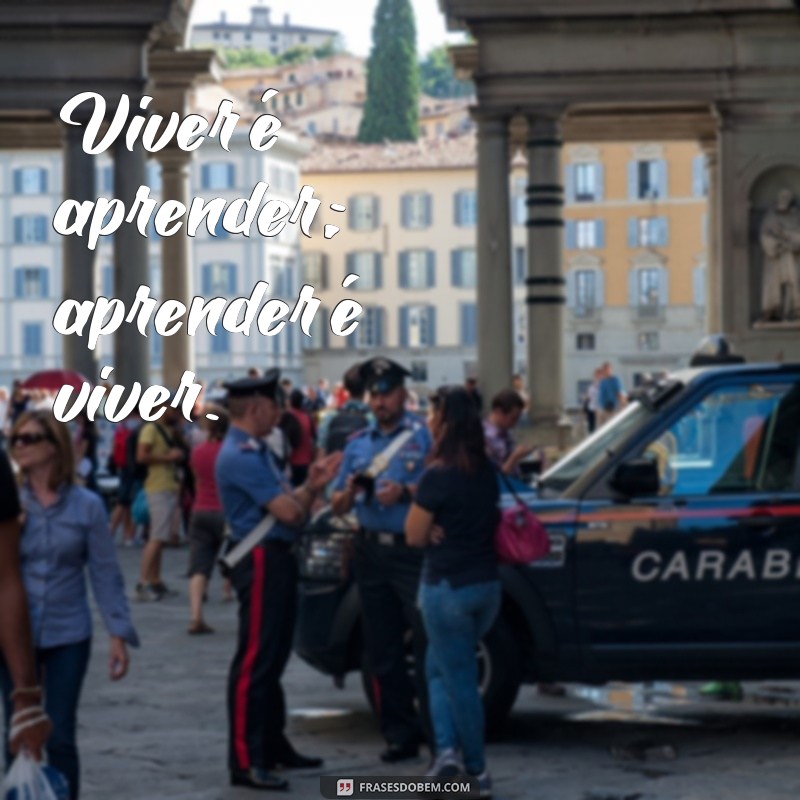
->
[740, 514, 777, 536]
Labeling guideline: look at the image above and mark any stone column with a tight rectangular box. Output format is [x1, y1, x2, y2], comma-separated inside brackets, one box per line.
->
[525, 114, 566, 439]
[62, 125, 98, 381]
[475, 112, 513, 402]
[156, 148, 194, 387]
[701, 137, 721, 333]
[113, 138, 150, 388]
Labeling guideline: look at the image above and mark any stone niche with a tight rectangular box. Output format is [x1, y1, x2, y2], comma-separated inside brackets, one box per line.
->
[748, 165, 800, 328]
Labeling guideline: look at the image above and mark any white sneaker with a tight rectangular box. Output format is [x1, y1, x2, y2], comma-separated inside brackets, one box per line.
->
[425, 748, 463, 778]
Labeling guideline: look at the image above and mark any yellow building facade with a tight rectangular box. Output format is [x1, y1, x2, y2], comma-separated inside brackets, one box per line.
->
[301, 136, 707, 404]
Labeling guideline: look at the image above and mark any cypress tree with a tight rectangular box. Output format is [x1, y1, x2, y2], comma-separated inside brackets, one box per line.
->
[358, 0, 420, 143]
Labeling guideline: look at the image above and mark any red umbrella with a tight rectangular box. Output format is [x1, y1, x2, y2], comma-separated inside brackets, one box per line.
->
[21, 370, 92, 392]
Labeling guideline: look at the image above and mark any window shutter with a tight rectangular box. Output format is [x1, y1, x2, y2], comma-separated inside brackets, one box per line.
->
[596, 269, 606, 307]
[14, 270, 23, 299]
[657, 217, 669, 246]
[453, 192, 462, 226]
[201, 165, 210, 189]
[347, 197, 355, 229]
[451, 250, 462, 287]
[595, 164, 605, 201]
[564, 164, 576, 204]
[41, 269, 49, 299]
[566, 270, 577, 308]
[460, 303, 475, 346]
[628, 269, 639, 307]
[201, 264, 211, 295]
[35, 217, 46, 242]
[627, 218, 638, 247]
[347, 314, 358, 348]
[372, 196, 380, 228]
[565, 220, 577, 249]
[227, 264, 236, 294]
[399, 306, 410, 348]
[656, 159, 668, 199]
[424, 193, 433, 227]
[596, 220, 606, 249]
[692, 155, 705, 197]
[226, 163, 235, 188]
[13, 170, 21, 194]
[659, 268, 669, 307]
[374, 253, 383, 288]
[399, 252, 409, 289]
[346, 252, 355, 281]
[401, 195, 410, 228]
[374, 308, 385, 347]
[426, 250, 435, 288]
[320, 309, 330, 349]
[427, 306, 437, 347]
[627, 161, 638, 200]
[320, 254, 329, 290]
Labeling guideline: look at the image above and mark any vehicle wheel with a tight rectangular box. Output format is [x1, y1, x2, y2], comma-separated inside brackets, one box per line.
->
[359, 614, 522, 736]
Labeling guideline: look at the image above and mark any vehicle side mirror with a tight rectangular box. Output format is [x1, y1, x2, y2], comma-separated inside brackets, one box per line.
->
[609, 458, 660, 498]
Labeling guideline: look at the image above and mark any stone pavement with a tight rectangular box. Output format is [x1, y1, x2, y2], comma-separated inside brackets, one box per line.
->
[74, 546, 800, 800]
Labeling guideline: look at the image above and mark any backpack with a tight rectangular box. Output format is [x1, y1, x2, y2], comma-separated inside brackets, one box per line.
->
[112, 425, 132, 470]
[325, 407, 369, 454]
[126, 424, 148, 483]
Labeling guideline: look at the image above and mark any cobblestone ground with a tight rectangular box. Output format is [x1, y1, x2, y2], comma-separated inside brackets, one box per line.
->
[73, 546, 800, 800]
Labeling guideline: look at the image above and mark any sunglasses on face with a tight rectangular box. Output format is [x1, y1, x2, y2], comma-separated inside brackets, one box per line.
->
[11, 433, 53, 447]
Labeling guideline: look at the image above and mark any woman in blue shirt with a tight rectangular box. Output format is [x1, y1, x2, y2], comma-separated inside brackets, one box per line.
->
[0, 410, 139, 799]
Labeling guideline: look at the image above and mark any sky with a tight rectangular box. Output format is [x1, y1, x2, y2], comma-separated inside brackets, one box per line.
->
[189, 0, 465, 57]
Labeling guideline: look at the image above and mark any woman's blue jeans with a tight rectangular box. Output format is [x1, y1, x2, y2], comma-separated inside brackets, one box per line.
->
[1, 638, 92, 800]
[418, 579, 501, 774]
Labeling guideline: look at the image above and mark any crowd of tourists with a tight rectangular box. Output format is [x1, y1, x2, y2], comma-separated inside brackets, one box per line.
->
[0, 360, 542, 799]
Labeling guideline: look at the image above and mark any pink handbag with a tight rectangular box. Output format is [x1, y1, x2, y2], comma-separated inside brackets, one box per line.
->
[494, 473, 550, 565]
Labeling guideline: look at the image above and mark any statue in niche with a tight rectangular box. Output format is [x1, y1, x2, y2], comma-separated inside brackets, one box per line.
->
[760, 188, 800, 322]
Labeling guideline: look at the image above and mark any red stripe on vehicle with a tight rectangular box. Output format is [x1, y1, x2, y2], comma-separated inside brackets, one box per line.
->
[234, 547, 265, 769]
[579, 504, 800, 524]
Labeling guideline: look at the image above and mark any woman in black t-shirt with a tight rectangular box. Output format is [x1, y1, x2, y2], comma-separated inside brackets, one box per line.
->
[405, 387, 499, 798]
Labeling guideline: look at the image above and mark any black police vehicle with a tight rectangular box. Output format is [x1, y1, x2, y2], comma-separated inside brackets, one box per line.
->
[295, 361, 800, 730]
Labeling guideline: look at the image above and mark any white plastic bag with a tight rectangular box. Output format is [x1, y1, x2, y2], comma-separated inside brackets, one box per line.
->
[1, 752, 58, 800]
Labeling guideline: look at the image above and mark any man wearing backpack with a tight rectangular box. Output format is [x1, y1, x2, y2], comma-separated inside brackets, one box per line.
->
[317, 363, 372, 456]
[135, 404, 187, 601]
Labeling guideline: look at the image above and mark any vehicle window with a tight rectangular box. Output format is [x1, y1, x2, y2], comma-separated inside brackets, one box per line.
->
[640, 380, 800, 496]
[540, 402, 654, 494]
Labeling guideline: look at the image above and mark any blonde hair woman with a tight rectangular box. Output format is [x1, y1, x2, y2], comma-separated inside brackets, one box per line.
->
[0, 411, 138, 800]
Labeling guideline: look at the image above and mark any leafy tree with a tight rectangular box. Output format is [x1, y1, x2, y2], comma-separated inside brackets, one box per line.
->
[420, 45, 473, 99]
[358, 0, 420, 143]
[216, 48, 277, 69]
[278, 45, 314, 65]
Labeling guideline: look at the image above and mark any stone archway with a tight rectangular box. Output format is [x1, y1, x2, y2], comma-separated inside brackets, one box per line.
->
[0, 0, 215, 387]
[440, 0, 800, 440]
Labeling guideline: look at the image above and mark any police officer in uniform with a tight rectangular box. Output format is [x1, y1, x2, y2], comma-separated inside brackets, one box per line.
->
[216, 371, 342, 791]
[330, 358, 432, 762]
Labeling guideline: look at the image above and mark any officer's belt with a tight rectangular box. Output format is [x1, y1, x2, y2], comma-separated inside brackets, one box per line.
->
[361, 529, 408, 547]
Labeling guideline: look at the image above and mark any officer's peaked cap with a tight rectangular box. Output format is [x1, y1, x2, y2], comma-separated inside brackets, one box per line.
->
[223, 368, 281, 400]
[359, 358, 411, 394]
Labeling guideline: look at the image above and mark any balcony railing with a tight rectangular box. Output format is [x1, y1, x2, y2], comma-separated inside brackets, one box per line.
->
[635, 303, 663, 319]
